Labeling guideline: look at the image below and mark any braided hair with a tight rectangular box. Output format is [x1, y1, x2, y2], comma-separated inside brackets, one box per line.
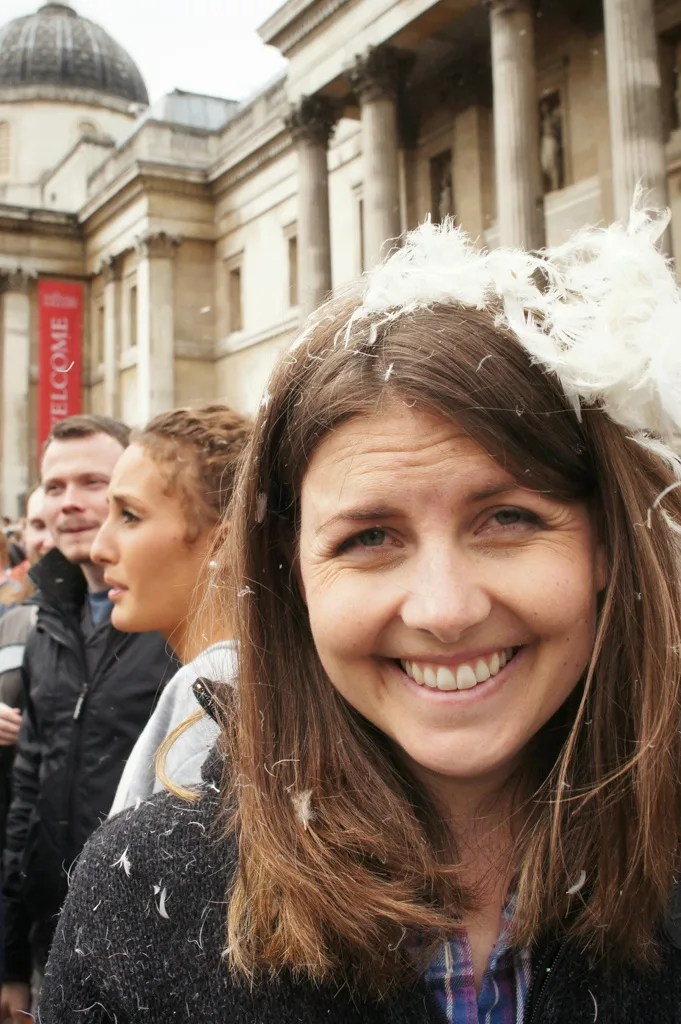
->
[133, 405, 252, 541]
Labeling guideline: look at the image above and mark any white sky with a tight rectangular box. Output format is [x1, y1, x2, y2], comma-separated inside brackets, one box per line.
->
[2, 0, 288, 102]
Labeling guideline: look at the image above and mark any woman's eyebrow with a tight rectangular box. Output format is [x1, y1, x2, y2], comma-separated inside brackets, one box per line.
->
[468, 483, 521, 502]
[316, 507, 397, 535]
[109, 492, 142, 508]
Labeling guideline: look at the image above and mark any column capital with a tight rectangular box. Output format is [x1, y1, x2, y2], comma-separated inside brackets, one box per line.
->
[99, 251, 126, 284]
[348, 45, 411, 103]
[285, 95, 343, 148]
[0, 266, 37, 293]
[135, 231, 183, 260]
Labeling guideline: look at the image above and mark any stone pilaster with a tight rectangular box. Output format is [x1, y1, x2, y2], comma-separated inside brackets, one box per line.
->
[134, 232, 181, 424]
[603, 0, 668, 236]
[100, 253, 124, 419]
[488, 0, 544, 248]
[286, 95, 341, 318]
[349, 46, 405, 264]
[1, 267, 35, 517]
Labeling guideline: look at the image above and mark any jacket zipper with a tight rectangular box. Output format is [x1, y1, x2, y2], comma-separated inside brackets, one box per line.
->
[524, 940, 568, 1024]
[73, 683, 88, 720]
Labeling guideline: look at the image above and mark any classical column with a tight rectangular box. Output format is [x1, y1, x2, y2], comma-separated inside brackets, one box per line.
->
[286, 96, 340, 319]
[349, 46, 403, 264]
[1, 269, 34, 517]
[603, 0, 669, 225]
[488, 0, 543, 249]
[101, 253, 123, 419]
[134, 232, 181, 424]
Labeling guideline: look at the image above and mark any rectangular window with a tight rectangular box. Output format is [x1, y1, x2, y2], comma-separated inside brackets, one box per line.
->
[229, 266, 243, 333]
[128, 284, 138, 349]
[288, 234, 299, 307]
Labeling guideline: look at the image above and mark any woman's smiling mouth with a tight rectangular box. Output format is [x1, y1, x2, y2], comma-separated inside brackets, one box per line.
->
[399, 647, 521, 692]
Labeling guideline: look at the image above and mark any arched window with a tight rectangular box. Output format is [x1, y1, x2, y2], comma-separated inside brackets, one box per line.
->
[0, 122, 11, 179]
[78, 120, 98, 138]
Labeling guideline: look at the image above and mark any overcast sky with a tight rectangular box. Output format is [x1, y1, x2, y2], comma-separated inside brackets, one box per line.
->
[2, 0, 288, 102]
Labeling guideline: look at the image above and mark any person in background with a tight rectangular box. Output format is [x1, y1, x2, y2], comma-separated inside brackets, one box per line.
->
[0, 415, 178, 1024]
[2, 538, 24, 577]
[0, 539, 13, 614]
[92, 405, 252, 815]
[0, 487, 54, 853]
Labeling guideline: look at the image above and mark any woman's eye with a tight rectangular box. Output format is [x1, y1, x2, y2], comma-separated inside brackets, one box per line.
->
[488, 508, 541, 530]
[121, 509, 140, 525]
[357, 528, 387, 547]
[339, 527, 389, 552]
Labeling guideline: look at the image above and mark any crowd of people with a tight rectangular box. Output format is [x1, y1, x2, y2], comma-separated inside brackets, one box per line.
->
[0, 202, 681, 1022]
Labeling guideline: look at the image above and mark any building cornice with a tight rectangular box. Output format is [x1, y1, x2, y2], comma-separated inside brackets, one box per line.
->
[78, 162, 210, 229]
[258, 0, 351, 55]
[0, 204, 81, 238]
[210, 130, 293, 196]
[0, 84, 142, 115]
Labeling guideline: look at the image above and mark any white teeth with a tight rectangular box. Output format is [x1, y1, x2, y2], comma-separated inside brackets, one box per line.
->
[456, 665, 477, 690]
[436, 666, 457, 691]
[474, 660, 491, 683]
[423, 666, 438, 688]
[401, 647, 518, 692]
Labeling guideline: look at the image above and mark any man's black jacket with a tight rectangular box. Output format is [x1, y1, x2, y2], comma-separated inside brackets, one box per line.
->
[3, 548, 178, 982]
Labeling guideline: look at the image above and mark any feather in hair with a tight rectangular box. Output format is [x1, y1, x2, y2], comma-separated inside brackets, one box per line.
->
[347, 195, 681, 446]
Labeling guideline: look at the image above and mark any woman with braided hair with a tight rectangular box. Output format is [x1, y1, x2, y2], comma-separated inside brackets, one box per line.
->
[90, 404, 252, 811]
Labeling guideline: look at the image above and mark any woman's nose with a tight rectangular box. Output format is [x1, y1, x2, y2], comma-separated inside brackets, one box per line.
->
[398, 546, 492, 644]
[90, 520, 114, 566]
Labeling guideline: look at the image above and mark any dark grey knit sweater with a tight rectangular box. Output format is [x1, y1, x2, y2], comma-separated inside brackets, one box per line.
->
[38, 763, 681, 1023]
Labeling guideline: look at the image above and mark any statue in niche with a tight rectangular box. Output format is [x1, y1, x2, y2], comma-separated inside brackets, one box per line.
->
[430, 150, 453, 222]
[539, 91, 565, 194]
[438, 168, 453, 222]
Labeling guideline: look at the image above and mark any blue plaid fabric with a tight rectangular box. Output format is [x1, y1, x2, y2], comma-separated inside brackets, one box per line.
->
[422, 915, 532, 1024]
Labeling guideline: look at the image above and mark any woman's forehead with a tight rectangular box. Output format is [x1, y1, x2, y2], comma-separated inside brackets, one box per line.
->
[301, 406, 515, 507]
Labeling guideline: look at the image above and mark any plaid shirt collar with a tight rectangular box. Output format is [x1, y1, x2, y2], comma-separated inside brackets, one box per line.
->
[421, 899, 532, 1024]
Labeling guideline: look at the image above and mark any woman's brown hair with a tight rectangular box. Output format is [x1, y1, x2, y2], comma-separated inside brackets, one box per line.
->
[213, 298, 681, 996]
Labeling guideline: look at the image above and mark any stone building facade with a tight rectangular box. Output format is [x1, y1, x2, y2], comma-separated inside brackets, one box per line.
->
[0, 0, 680, 514]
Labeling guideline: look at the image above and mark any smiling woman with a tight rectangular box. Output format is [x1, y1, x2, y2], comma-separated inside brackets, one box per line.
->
[38, 207, 681, 1024]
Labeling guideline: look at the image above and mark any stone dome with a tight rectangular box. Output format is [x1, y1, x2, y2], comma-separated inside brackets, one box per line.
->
[0, 2, 149, 106]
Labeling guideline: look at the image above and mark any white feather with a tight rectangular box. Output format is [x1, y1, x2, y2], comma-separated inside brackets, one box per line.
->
[350, 194, 681, 458]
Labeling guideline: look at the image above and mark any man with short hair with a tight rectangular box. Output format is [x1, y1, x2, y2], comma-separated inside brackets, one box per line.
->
[0, 416, 178, 1021]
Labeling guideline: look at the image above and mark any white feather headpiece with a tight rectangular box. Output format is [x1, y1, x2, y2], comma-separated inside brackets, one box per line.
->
[351, 192, 681, 445]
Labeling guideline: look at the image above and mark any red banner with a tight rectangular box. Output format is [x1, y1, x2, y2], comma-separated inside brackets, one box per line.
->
[38, 280, 83, 452]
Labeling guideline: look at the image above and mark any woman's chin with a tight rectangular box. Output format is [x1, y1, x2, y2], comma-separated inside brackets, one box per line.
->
[110, 604, 140, 633]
